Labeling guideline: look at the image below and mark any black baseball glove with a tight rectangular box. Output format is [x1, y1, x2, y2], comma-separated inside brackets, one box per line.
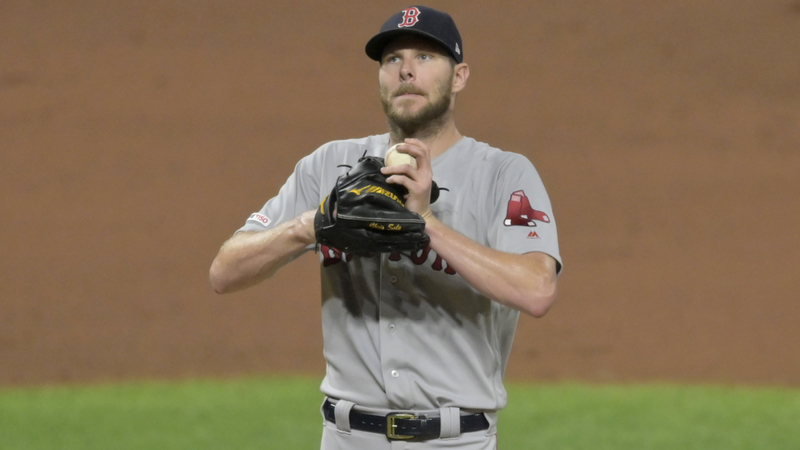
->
[314, 155, 439, 254]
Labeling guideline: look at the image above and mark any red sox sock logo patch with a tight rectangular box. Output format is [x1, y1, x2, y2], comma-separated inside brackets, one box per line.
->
[398, 7, 421, 27]
[504, 190, 550, 227]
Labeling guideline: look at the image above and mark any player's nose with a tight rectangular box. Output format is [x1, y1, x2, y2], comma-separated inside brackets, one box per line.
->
[399, 60, 415, 81]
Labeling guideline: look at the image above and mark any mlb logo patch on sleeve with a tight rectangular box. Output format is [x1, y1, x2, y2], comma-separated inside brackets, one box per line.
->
[247, 213, 270, 226]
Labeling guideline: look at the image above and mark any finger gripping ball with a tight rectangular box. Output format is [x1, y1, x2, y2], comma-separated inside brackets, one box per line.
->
[385, 144, 417, 168]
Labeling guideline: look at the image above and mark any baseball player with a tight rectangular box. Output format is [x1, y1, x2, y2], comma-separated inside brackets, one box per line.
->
[210, 5, 562, 449]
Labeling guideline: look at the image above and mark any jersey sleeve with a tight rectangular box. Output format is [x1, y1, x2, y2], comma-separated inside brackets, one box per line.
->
[237, 150, 322, 239]
[486, 153, 563, 274]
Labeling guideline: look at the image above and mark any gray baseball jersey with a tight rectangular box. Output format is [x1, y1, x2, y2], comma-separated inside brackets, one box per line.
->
[239, 133, 562, 413]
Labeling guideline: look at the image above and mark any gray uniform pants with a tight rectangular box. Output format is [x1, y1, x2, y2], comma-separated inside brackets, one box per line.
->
[320, 399, 498, 450]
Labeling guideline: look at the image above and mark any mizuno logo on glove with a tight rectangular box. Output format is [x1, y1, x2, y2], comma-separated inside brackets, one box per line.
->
[349, 185, 405, 206]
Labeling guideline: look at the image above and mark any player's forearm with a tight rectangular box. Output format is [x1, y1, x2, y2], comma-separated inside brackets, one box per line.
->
[424, 217, 558, 317]
[209, 210, 316, 294]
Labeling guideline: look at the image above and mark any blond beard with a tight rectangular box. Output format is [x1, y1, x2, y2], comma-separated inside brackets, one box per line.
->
[380, 76, 454, 141]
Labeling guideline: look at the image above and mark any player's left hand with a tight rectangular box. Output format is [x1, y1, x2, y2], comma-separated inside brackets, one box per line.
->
[381, 138, 433, 220]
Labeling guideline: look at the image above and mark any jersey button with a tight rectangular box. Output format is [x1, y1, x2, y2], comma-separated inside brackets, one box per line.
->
[391, 370, 399, 378]
[390, 275, 398, 284]
[388, 323, 396, 332]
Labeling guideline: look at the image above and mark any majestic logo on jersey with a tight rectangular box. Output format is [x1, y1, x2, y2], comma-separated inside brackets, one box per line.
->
[527, 231, 540, 239]
[247, 213, 270, 226]
[398, 7, 421, 27]
[320, 244, 456, 275]
[504, 190, 550, 227]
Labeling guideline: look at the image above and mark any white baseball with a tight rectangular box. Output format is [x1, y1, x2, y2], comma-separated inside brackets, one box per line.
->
[385, 144, 417, 168]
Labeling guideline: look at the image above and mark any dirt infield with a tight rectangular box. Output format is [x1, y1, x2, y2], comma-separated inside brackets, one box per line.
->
[2, 1, 799, 387]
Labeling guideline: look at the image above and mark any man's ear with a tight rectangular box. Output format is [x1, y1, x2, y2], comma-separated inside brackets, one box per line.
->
[452, 63, 470, 93]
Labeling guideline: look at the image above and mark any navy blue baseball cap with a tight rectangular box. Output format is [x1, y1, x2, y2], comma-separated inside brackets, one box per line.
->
[365, 6, 463, 64]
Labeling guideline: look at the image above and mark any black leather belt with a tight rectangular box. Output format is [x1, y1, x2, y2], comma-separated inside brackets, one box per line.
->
[322, 400, 489, 440]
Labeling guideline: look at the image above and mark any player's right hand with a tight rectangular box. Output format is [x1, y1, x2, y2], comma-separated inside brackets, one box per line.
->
[381, 139, 433, 220]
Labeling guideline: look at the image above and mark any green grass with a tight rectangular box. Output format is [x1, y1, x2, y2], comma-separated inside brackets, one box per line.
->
[0, 377, 324, 450]
[1, 378, 798, 449]
[501, 383, 800, 449]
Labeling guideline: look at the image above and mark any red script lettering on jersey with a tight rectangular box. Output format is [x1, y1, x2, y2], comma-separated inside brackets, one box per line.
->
[320, 244, 456, 275]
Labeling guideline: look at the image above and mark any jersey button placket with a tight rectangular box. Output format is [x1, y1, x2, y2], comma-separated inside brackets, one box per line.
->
[378, 254, 409, 406]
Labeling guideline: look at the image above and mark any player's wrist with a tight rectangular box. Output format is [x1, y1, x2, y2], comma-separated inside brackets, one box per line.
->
[420, 209, 433, 221]
[295, 210, 318, 245]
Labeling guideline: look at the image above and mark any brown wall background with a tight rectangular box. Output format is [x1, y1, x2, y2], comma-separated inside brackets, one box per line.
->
[2, 0, 799, 387]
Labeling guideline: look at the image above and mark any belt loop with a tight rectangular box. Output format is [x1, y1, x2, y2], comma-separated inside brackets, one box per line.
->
[334, 400, 356, 433]
[438, 407, 461, 439]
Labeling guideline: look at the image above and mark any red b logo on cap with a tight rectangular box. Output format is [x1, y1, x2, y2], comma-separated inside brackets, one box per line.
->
[398, 7, 421, 27]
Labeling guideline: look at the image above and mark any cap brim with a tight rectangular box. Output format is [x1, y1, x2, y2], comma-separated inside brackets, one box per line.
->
[365, 29, 459, 63]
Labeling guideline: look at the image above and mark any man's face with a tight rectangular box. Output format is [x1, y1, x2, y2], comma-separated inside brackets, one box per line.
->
[379, 36, 456, 134]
